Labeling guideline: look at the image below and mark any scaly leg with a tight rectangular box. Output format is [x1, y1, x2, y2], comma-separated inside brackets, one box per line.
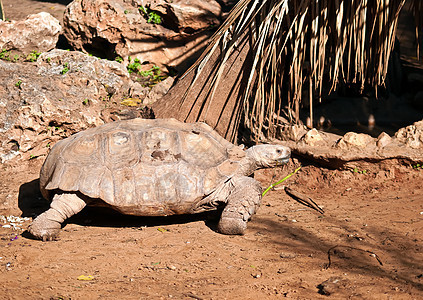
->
[217, 176, 262, 235]
[28, 192, 86, 241]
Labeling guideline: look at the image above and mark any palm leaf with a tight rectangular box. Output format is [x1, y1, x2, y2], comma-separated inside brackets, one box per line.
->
[172, 0, 410, 141]
[0, 0, 5, 21]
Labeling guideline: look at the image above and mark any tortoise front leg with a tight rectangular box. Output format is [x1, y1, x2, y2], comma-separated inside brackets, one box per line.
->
[28, 192, 86, 241]
[217, 176, 262, 235]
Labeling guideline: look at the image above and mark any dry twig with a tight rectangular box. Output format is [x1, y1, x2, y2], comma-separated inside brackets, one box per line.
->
[325, 245, 384, 269]
[284, 186, 324, 214]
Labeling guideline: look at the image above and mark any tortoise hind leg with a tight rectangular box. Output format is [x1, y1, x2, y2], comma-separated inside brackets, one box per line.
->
[28, 192, 86, 241]
[217, 176, 262, 235]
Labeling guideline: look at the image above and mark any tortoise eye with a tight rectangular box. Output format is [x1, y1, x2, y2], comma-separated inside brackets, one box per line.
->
[276, 149, 282, 154]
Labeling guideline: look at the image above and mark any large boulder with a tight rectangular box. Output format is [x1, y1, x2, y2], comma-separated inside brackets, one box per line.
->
[148, 0, 221, 33]
[0, 12, 61, 54]
[63, 0, 222, 72]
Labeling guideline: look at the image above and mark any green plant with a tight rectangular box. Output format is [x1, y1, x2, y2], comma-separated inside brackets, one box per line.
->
[412, 164, 422, 169]
[352, 167, 367, 174]
[139, 5, 147, 14]
[26, 50, 41, 62]
[127, 57, 166, 85]
[13, 54, 19, 62]
[82, 99, 89, 105]
[139, 65, 159, 77]
[142, 65, 166, 84]
[262, 166, 302, 197]
[139, 5, 162, 24]
[115, 56, 123, 63]
[127, 58, 142, 74]
[61, 62, 69, 75]
[15, 80, 22, 88]
[0, 49, 10, 60]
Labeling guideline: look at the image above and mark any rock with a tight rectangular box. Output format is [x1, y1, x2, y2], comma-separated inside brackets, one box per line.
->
[336, 132, 374, 149]
[142, 76, 175, 105]
[376, 132, 392, 147]
[149, 0, 221, 33]
[278, 124, 308, 141]
[0, 12, 61, 54]
[317, 276, 350, 295]
[37, 49, 130, 85]
[300, 128, 325, 146]
[63, 0, 222, 72]
[272, 121, 423, 168]
[0, 49, 162, 163]
[395, 121, 423, 149]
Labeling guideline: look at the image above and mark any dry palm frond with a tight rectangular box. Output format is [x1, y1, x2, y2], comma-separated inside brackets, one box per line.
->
[182, 0, 407, 141]
[0, 0, 4, 21]
[411, 0, 423, 59]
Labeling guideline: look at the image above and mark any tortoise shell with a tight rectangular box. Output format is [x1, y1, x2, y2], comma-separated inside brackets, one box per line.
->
[40, 118, 246, 216]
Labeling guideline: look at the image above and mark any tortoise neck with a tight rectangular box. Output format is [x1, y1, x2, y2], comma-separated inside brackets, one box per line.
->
[239, 152, 258, 175]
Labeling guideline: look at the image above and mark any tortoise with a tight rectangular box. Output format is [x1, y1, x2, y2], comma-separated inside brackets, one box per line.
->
[29, 118, 290, 240]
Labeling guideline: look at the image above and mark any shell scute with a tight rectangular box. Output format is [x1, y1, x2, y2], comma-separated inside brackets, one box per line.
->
[133, 164, 157, 204]
[179, 130, 228, 169]
[78, 166, 105, 198]
[140, 129, 181, 164]
[98, 169, 114, 204]
[57, 164, 82, 191]
[104, 130, 139, 170]
[112, 168, 136, 206]
[61, 133, 100, 164]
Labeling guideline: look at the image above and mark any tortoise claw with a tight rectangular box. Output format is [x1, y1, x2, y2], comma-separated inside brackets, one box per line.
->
[28, 219, 60, 241]
[217, 217, 247, 235]
[41, 234, 58, 242]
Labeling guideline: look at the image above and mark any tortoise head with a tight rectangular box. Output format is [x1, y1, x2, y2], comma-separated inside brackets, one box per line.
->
[246, 144, 291, 168]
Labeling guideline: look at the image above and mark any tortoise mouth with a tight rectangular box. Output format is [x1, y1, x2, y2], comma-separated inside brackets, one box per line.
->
[277, 158, 290, 165]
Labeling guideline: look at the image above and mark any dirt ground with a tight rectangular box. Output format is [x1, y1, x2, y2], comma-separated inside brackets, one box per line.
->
[1, 0, 71, 22]
[1, 1, 423, 299]
[1, 156, 423, 299]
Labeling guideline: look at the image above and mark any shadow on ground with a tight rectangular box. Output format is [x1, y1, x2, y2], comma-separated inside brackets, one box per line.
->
[250, 214, 423, 291]
[18, 178, 223, 232]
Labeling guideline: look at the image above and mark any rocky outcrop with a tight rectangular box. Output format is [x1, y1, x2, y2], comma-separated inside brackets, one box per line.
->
[63, 0, 222, 72]
[0, 49, 163, 163]
[276, 121, 423, 168]
[0, 12, 61, 54]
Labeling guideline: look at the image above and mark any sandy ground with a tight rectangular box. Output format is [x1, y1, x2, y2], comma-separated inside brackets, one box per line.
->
[0, 1, 422, 299]
[0, 157, 422, 299]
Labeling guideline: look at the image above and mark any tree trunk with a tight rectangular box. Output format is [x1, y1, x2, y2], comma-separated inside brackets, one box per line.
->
[152, 32, 252, 143]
